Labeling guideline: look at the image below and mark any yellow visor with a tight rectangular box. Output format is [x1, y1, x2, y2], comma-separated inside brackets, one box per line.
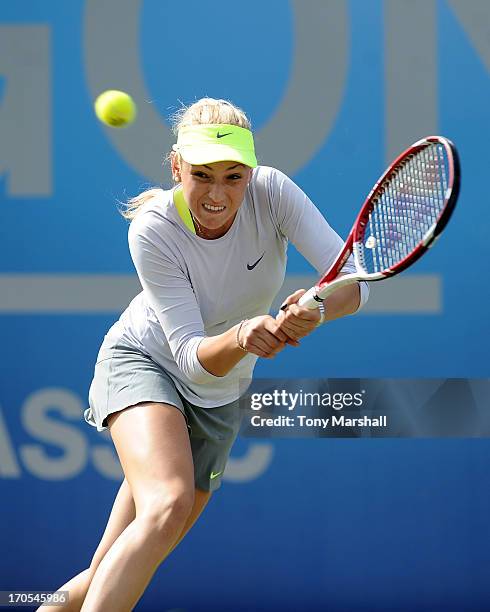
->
[172, 124, 257, 168]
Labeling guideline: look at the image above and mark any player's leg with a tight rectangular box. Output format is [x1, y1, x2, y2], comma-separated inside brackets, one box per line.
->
[37, 478, 135, 612]
[40, 486, 211, 612]
[37, 570, 91, 612]
[40, 485, 211, 612]
[86, 478, 135, 575]
[80, 401, 197, 612]
[167, 488, 211, 555]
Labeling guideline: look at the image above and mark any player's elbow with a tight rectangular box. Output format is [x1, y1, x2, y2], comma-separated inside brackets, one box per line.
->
[180, 362, 220, 385]
[175, 337, 221, 384]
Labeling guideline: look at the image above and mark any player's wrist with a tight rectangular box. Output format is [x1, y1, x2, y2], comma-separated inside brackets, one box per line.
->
[236, 319, 249, 352]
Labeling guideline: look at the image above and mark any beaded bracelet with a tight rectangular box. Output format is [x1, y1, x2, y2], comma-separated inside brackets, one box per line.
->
[236, 319, 249, 352]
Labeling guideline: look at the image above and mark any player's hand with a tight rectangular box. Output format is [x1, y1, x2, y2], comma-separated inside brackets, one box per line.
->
[275, 289, 321, 343]
[238, 315, 290, 359]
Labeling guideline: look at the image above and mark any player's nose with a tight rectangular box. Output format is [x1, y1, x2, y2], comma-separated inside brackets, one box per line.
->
[207, 183, 226, 204]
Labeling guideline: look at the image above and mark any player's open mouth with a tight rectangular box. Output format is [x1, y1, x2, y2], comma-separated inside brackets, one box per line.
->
[203, 203, 225, 213]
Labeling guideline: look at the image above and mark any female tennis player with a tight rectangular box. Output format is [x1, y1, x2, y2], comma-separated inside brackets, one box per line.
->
[40, 97, 368, 612]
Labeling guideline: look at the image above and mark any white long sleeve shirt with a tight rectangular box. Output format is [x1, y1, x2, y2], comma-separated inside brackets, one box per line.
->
[102, 165, 369, 407]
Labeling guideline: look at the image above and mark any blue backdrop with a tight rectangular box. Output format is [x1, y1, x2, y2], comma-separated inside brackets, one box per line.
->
[1, 1, 489, 610]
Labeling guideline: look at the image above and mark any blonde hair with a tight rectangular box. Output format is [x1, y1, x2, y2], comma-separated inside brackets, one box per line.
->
[119, 98, 252, 221]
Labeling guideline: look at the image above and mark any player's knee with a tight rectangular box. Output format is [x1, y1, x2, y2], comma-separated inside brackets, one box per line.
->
[140, 485, 195, 536]
[165, 487, 195, 525]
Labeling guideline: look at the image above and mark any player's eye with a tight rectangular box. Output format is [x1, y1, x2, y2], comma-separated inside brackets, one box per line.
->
[227, 174, 242, 180]
[192, 171, 209, 179]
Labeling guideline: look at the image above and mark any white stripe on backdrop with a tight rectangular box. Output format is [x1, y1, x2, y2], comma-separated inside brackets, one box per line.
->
[0, 275, 441, 314]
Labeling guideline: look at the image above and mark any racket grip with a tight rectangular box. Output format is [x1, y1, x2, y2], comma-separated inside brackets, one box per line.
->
[298, 287, 322, 309]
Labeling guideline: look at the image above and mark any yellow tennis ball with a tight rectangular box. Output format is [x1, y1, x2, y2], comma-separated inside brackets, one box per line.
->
[94, 90, 136, 127]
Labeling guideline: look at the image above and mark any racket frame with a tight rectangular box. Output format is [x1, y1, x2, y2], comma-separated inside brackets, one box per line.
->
[298, 136, 460, 309]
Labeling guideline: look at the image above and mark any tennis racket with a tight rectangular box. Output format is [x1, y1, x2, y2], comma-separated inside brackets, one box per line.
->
[296, 135, 460, 310]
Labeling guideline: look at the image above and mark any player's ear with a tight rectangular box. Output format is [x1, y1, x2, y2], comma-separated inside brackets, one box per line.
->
[171, 151, 182, 183]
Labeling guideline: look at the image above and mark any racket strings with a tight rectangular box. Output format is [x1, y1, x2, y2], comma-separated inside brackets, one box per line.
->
[360, 143, 449, 274]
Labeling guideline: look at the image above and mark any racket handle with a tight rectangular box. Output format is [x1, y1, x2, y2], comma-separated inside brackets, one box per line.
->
[298, 287, 322, 309]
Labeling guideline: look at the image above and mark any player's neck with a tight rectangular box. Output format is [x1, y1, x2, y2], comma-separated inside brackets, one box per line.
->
[191, 212, 237, 240]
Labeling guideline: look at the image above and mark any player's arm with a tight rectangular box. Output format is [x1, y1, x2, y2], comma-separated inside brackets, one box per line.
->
[197, 315, 290, 376]
[266, 168, 368, 341]
[283, 281, 361, 323]
[318, 280, 361, 320]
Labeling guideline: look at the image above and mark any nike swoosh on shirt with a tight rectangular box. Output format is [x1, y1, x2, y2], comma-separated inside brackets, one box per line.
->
[216, 132, 232, 138]
[247, 252, 266, 270]
[210, 471, 222, 480]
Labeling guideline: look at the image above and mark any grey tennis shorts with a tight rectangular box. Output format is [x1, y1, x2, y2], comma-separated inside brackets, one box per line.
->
[84, 336, 242, 492]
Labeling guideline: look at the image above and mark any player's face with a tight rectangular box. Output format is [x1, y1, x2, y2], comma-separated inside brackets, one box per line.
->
[175, 158, 252, 239]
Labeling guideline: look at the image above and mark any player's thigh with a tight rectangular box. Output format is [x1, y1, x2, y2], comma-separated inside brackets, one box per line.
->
[106, 401, 195, 520]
